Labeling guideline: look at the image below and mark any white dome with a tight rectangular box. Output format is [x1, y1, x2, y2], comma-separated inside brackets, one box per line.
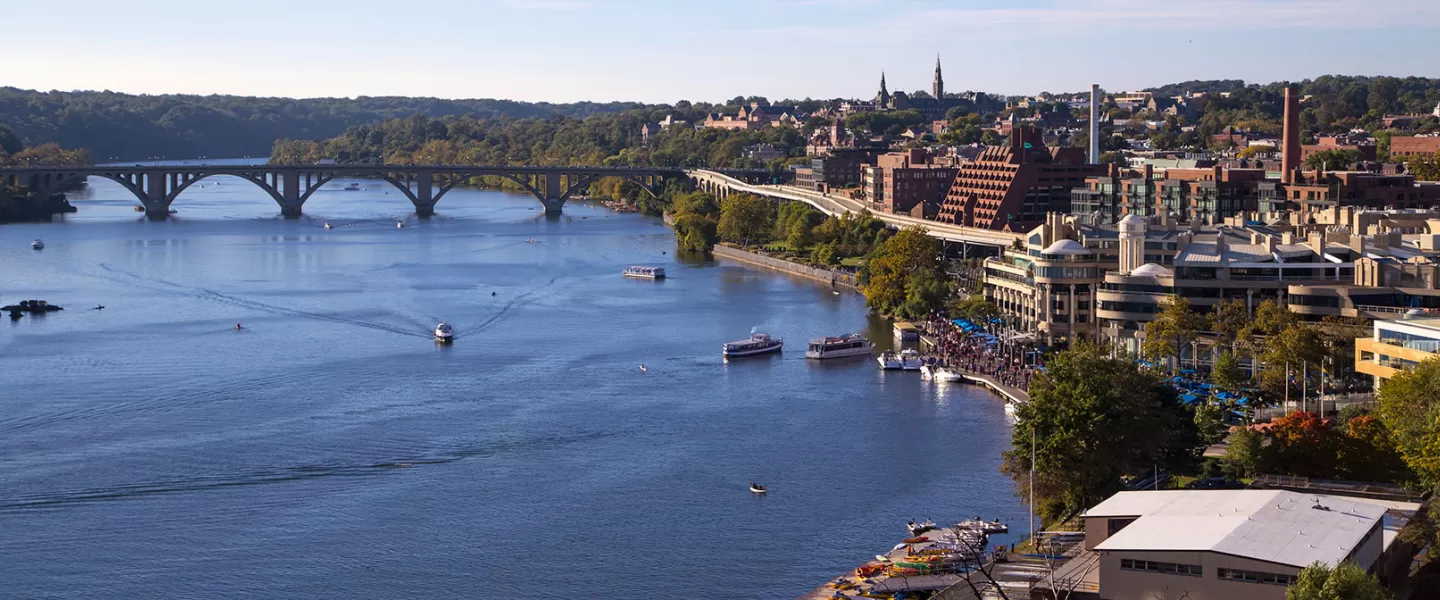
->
[1042, 239, 1091, 255]
[1130, 263, 1173, 278]
[1119, 213, 1148, 233]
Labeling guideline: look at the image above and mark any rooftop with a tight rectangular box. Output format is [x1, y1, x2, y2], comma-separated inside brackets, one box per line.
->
[1087, 490, 1386, 568]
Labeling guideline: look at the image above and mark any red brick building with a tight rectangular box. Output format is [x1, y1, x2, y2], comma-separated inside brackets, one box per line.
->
[1390, 136, 1440, 158]
[935, 126, 1103, 230]
[862, 149, 958, 218]
[794, 148, 884, 191]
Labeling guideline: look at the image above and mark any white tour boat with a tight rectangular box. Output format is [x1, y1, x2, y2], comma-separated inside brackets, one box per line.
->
[31, 239, 44, 250]
[805, 334, 873, 359]
[434, 322, 454, 343]
[723, 333, 783, 358]
[622, 265, 666, 280]
[920, 364, 965, 382]
[343, 183, 361, 191]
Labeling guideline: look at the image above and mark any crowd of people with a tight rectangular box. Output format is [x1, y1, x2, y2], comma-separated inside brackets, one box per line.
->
[919, 314, 1043, 393]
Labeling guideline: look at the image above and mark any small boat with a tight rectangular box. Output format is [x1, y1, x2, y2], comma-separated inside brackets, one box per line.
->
[623, 265, 665, 280]
[323, 222, 333, 230]
[749, 483, 767, 494]
[638, 364, 647, 373]
[956, 518, 1008, 534]
[1004, 402, 1020, 424]
[907, 519, 937, 536]
[396, 222, 405, 229]
[93, 305, 105, 310]
[878, 350, 922, 370]
[806, 334, 873, 359]
[343, 183, 361, 191]
[921, 365, 965, 382]
[434, 322, 454, 343]
[133, 205, 145, 212]
[31, 239, 44, 250]
[723, 333, 783, 358]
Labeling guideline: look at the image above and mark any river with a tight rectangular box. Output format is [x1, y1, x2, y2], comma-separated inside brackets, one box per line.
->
[0, 170, 1025, 599]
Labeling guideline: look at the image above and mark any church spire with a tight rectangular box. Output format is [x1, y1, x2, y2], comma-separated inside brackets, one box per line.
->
[933, 54, 944, 100]
[876, 71, 891, 107]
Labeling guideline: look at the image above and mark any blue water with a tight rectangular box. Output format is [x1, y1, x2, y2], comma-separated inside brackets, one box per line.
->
[0, 174, 1025, 599]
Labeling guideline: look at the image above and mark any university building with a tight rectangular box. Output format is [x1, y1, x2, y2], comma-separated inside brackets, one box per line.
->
[861, 149, 958, 219]
[935, 125, 1103, 231]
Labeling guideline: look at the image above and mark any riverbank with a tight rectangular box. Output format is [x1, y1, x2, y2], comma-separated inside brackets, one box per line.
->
[712, 244, 860, 290]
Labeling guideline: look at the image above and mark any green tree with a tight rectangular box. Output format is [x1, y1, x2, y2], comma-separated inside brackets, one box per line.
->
[785, 218, 813, 251]
[1143, 297, 1206, 370]
[1305, 148, 1361, 170]
[0, 123, 22, 155]
[1222, 426, 1262, 479]
[1210, 298, 1251, 350]
[1001, 343, 1201, 522]
[1257, 324, 1328, 404]
[671, 191, 719, 218]
[1286, 561, 1390, 600]
[1405, 150, 1440, 182]
[861, 226, 948, 319]
[952, 294, 1001, 324]
[1211, 350, 1247, 395]
[1194, 401, 1228, 446]
[810, 243, 837, 266]
[672, 213, 718, 252]
[1377, 357, 1440, 486]
[716, 194, 775, 247]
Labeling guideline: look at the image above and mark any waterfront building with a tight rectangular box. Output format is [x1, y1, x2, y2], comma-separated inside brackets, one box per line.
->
[1074, 490, 1393, 600]
[1355, 317, 1440, 386]
[1073, 164, 1266, 224]
[935, 125, 1104, 231]
[861, 149, 958, 218]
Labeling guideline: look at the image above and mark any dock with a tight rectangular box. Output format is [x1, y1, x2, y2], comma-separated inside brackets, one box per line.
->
[796, 533, 997, 600]
[918, 333, 1029, 405]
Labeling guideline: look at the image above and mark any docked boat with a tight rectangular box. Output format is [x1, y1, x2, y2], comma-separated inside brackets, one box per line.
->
[878, 349, 924, 370]
[749, 483, 767, 494]
[434, 322, 454, 343]
[805, 334, 873, 359]
[907, 519, 937, 536]
[723, 333, 783, 358]
[343, 183, 361, 191]
[1004, 402, 1020, 425]
[920, 365, 965, 382]
[957, 518, 1008, 534]
[31, 239, 44, 250]
[622, 265, 665, 280]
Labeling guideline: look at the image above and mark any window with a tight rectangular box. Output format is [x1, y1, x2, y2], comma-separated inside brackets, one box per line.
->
[1216, 567, 1295, 586]
[1107, 518, 1136, 535]
[1120, 558, 1202, 577]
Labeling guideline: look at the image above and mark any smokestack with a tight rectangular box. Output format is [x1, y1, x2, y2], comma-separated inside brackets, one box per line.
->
[1282, 85, 1300, 183]
[1089, 84, 1100, 164]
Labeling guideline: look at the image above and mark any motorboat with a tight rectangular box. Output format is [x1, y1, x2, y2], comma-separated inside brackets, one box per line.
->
[1004, 402, 1020, 425]
[956, 518, 1008, 534]
[920, 365, 965, 382]
[323, 222, 333, 230]
[907, 519, 938, 536]
[805, 334, 873, 359]
[31, 239, 44, 250]
[723, 333, 783, 358]
[622, 265, 665, 280]
[749, 483, 767, 494]
[396, 221, 405, 229]
[878, 349, 923, 370]
[434, 322, 454, 343]
[898, 349, 924, 370]
[343, 183, 361, 191]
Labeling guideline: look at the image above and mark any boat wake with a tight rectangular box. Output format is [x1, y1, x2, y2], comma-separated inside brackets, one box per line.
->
[94, 264, 429, 339]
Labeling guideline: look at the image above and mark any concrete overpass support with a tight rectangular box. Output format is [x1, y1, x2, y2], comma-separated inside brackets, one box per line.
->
[412, 171, 436, 217]
[143, 172, 174, 219]
[279, 171, 304, 218]
[542, 173, 565, 215]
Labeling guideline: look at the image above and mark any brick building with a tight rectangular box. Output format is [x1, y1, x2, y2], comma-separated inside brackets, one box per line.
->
[1390, 136, 1440, 158]
[935, 126, 1103, 231]
[862, 149, 958, 218]
[793, 148, 884, 191]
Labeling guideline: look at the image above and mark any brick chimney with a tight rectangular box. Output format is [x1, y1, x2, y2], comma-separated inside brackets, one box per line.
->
[1282, 85, 1301, 183]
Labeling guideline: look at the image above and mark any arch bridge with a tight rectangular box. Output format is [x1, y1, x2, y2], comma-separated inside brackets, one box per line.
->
[0, 164, 769, 218]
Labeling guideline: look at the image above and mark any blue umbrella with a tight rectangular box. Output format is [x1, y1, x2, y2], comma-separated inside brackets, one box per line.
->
[1180, 393, 1199, 405]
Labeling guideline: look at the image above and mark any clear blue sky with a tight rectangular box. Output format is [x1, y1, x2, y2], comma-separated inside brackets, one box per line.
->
[3, 0, 1438, 103]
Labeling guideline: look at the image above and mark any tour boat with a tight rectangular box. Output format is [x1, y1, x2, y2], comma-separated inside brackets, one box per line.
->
[343, 183, 361, 191]
[622, 265, 665, 280]
[877, 349, 924, 370]
[920, 365, 965, 382]
[805, 334, 873, 359]
[723, 333, 783, 358]
[434, 322, 454, 343]
[31, 239, 44, 250]
[749, 483, 767, 494]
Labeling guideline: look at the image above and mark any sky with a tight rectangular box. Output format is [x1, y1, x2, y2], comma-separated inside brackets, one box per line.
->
[3, 0, 1439, 104]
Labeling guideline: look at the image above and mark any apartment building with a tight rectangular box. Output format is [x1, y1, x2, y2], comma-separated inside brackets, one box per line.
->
[1355, 317, 1440, 386]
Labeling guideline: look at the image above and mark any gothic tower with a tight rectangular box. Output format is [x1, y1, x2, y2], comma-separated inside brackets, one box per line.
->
[933, 54, 944, 100]
[876, 71, 890, 107]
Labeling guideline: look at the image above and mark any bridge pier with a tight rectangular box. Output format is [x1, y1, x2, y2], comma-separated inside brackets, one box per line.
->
[414, 203, 436, 218]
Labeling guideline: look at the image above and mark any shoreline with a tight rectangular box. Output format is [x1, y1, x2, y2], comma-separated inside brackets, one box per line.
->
[710, 244, 861, 291]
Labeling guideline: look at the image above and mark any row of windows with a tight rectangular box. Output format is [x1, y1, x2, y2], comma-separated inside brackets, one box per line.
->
[1216, 568, 1295, 586]
[1120, 559, 1201, 577]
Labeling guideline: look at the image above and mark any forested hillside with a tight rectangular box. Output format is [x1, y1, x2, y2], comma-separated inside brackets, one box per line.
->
[0, 88, 643, 161]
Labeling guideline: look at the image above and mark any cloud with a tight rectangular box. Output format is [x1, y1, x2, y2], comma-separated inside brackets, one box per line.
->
[501, 0, 591, 9]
